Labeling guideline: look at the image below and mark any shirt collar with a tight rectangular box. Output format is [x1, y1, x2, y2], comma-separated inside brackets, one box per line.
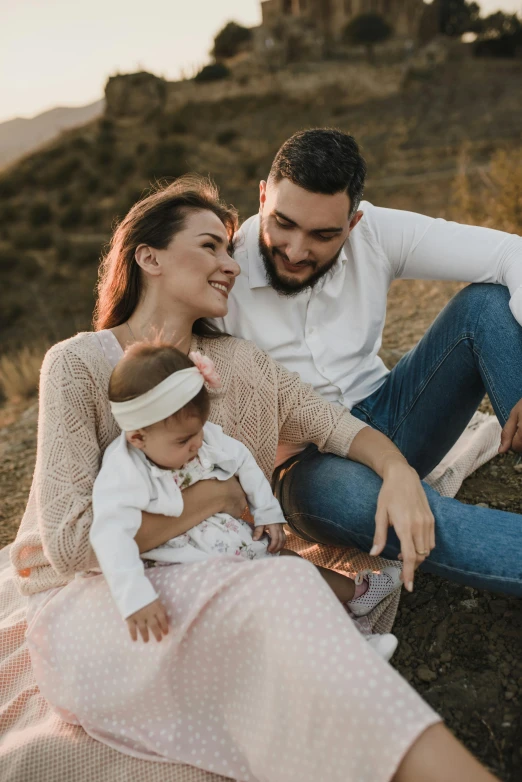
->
[243, 213, 347, 291]
[243, 214, 270, 290]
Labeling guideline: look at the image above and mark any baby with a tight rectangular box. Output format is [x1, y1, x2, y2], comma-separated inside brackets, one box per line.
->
[90, 342, 401, 659]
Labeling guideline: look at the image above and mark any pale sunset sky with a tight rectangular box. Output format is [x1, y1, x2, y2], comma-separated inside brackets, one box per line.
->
[1, 0, 521, 124]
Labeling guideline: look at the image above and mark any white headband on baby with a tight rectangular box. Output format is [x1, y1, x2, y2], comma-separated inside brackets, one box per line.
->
[110, 351, 221, 431]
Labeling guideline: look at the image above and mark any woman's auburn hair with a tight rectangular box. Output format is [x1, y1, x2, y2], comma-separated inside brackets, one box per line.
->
[93, 174, 238, 337]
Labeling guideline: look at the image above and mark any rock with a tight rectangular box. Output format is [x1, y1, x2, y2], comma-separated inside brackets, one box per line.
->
[440, 651, 452, 663]
[416, 665, 437, 683]
[105, 72, 166, 122]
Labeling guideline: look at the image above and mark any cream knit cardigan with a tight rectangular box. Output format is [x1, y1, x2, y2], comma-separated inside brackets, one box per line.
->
[11, 331, 367, 596]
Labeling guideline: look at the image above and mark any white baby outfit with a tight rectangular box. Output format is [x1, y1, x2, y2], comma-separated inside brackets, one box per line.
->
[90, 421, 285, 620]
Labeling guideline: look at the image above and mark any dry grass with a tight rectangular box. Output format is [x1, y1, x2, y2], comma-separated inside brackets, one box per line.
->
[0, 344, 47, 402]
[452, 144, 522, 233]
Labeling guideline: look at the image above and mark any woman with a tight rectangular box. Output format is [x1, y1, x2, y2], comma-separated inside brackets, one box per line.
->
[8, 175, 497, 782]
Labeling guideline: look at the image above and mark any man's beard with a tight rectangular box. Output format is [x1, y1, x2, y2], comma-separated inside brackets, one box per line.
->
[258, 229, 342, 297]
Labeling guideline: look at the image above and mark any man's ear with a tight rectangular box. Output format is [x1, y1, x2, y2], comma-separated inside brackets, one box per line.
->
[259, 180, 267, 211]
[135, 244, 161, 277]
[348, 210, 364, 233]
[127, 430, 146, 450]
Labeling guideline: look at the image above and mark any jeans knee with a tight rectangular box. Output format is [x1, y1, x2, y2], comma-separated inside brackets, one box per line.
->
[457, 283, 510, 322]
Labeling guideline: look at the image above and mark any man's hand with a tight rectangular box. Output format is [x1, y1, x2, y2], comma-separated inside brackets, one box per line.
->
[370, 462, 435, 593]
[499, 399, 522, 454]
[252, 523, 286, 553]
[126, 598, 169, 643]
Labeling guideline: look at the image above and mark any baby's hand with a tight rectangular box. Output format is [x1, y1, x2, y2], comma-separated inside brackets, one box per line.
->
[126, 598, 169, 643]
[253, 523, 286, 553]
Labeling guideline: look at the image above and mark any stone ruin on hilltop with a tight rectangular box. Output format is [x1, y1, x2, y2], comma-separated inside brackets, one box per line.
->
[260, 0, 425, 43]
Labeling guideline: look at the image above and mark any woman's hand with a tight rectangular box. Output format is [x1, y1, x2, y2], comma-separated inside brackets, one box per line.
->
[220, 476, 249, 518]
[126, 598, 169, 643]
[252, 523, 287, 553]
[137, 477, 248, 553]
[371, 461, 435, 593]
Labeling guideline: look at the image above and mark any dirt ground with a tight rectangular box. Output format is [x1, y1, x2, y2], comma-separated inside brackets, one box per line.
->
[1, 278, 521, 780]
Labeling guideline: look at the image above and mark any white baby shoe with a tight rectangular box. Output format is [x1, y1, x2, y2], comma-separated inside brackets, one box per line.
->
[366, 633, 399, 662]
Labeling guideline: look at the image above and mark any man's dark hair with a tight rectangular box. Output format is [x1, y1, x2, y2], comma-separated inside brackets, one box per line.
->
[268, 128, 367, 217]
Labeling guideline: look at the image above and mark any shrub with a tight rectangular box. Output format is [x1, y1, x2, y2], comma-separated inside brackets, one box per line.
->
[0, 203, 17, 223]
[0, 248, 40, 276]
[343, 13, 393, 62]
[216, 129, 238, 146]
[59, 205, 84, 229]
[213, 21, 252, 60]
[194, 63, 231, 83]
[474, 29, 522, 58]
[29, 202, 53, 226]
[171, 118, 188, 134]
[13, 227, 53, 250]
[43, 156, 82, 188]
[115, 156, 136, 178]
[143, 141, 187, 180]
[243, 160, 259, 181]
[0, 175, 16, 199]
[98, 118, 116, 144]
[96, 148, 113, 166]
[83, 173, 100, 192]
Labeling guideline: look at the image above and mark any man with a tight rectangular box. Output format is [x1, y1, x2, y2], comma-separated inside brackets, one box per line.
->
[219, 128, 522, 595]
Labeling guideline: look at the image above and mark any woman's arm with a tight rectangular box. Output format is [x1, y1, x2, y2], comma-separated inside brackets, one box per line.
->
[348, 426, 435, 591]
[35, 344, 247, 578]
[270, 348, 434, 590]
[35, 344, 104, 578]
[135, 477, 247, 552]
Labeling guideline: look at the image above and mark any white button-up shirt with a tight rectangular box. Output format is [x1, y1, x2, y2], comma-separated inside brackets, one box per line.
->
[219, 204, 522, 465]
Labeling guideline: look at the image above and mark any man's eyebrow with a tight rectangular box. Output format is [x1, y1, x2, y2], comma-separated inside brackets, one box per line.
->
[197, 232, 225, 243]
[274, 210, 343, 234]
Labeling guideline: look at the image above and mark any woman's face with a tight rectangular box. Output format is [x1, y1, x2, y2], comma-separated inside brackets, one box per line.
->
[147, 209, 240, 320]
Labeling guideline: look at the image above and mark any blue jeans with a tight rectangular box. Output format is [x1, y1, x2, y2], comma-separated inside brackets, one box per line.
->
[273, 284, 522, 596]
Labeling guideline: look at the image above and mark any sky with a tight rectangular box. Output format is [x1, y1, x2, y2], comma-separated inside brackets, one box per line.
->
[1, 0, 521, 125]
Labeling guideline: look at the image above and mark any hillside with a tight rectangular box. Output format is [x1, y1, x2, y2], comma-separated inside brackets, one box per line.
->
[0, 100, 104, 170]
[0, 55, 521, 356]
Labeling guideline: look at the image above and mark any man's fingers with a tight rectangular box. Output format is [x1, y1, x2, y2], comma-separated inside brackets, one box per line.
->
[128, 622, 138, 642]
[252, 526, 264, 541]
[414, 518, 430, 561]
[511, 422, 522, 453]
[370, 507, 388, 556]
[139, 622, 149, 643]
[499, 414, 518, 453]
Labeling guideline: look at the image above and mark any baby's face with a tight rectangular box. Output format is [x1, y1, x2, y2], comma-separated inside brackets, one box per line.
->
[129, 414, 205, 471]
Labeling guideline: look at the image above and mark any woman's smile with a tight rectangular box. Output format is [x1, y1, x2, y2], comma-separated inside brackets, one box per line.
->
[209, 280, 231, 298]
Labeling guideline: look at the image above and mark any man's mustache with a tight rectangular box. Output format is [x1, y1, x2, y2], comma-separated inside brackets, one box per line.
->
[272, 248, 315, 269]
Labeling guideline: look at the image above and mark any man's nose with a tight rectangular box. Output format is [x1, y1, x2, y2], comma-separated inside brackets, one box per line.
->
[285, 237, 310, 264]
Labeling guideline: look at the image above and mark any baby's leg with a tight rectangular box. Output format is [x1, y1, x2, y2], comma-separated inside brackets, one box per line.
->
[280, 549, 355, 602]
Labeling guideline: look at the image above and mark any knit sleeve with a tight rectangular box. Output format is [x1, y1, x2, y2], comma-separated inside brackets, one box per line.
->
[250, 342, 369, 457]
[34, 343, 104, 579]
